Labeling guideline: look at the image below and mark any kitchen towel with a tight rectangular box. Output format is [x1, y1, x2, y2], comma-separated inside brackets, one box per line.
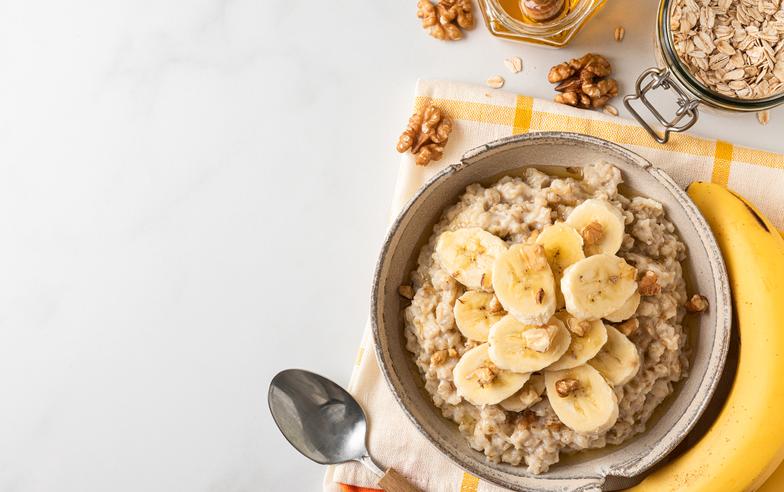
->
[323, 78, 784, 492]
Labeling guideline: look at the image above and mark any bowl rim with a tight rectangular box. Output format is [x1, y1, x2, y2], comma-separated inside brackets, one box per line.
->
[371, 132, 731, 491]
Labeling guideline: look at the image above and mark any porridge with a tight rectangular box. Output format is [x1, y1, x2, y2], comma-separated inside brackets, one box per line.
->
[401, 162, 693, 474]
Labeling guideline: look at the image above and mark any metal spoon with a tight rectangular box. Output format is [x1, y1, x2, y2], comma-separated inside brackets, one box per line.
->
[268, 369, 420, 492]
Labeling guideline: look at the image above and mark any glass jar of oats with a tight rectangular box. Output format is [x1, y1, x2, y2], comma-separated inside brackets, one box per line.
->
[625, 0, 784, 143]
[477, 0, 606, 47]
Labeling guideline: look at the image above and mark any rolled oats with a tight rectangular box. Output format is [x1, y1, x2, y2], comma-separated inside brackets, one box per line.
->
[671, 0, 784, 99]
[504, 56, 523, 74]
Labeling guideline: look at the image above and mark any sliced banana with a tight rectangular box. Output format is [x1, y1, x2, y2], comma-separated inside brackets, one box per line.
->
[604, 291, 641, 323]
[435, 228, 508, 291]
[548, 313, 608, 371]
[499, 374, 546, 412]
[453, 343, 530, 405]
[488, 315, 571, 373]
[453, 291, 507, 342]
[535, 222, 586, 309]
[561, 254, 638, 320]
[566, 199, 625, 256]
[588, 324, 641, 386]
[492, 243, 556, 325]
[545, 364, 619, 434]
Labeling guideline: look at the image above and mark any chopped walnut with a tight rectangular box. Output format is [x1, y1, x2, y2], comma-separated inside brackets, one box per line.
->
[638, 271, 661, 296]
[396, 103, 453, 166]
[398, 285, 415, 300]
[616, 317, 639, 336]
[488, 295, 504, 313]
[685, 294, 709, 313]
[523, 327, 554, 353]
[581, 221, 604, 246]
[555, 378, 580, 397]
[473, 363, 499, 386]
[566, 318, 590, 337]
[431, 348, 458, 366]
[430, 350, 447, 365]
[417, 0, 473, 41]
[549, 53, 618, 110]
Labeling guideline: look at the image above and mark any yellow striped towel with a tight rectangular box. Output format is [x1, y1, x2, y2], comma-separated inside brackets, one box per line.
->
[322, 78, 784, 492]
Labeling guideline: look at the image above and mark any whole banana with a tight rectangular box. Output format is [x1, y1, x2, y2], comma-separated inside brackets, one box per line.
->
[631, 183, 784, 492]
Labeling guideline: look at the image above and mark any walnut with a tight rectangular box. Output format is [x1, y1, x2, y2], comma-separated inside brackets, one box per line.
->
[566, 318, 590, 337]
[396, 103, 453, 166]
[473, 363, 499, 387]
[417, 0, 473, 41]
[523, 327, 554, 352]
[549, 53, 618, 109]
[430, 350, 447, 365]
[685, 294, 709, 313]
[638, 271, 661, 296]
[398, 285, 415, 300]
[488, 295, 504, 313]
[548, 62, 575, 83]
[581, 221, 604, 246]
[616, 317, 639, 336]
[555, 378, 580, 397]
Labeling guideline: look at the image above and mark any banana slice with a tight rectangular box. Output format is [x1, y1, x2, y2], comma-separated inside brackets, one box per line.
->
[453, 343, 530, 405]
[453, 291, 507, 342]
[561, 254, 638, 320]
[566, 199, 625, 256]
[545, 364, 619, 434]
[492, 243, 556, 325]
[435, 228, 508, 291]
[604, 291, 641, 323]
[499, 374, 546, 412]
[588, 324, 641, 386]
[548, 313, 608, 371]
[535, 223, 586, 309]
[488, 315, 571, 373]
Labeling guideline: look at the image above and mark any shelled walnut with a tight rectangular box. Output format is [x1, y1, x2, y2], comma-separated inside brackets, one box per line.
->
[417, 0, 474, 41]
[396, 103, 453, 166]
[548, 53, 618, 110]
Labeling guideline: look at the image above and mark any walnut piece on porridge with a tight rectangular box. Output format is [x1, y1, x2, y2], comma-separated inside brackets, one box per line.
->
[555, 378, 580, 397]
[639, 271, 662, 296]
[685, 294, 709, 313]
[581, 221, 605, 246]
[396, 103, 453, 166]
[616, 317, 639, 336]
[523, 326, 555, 353]
[398, 285, 415, 300]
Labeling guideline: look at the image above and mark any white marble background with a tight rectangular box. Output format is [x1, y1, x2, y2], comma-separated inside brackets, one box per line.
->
[0, 1, 780, 492]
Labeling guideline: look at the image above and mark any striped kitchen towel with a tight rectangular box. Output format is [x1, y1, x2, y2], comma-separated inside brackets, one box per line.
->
[322, 79, 784, 492]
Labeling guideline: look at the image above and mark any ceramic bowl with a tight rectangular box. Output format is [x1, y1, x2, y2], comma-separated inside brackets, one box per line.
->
[371, 132, 731, 492]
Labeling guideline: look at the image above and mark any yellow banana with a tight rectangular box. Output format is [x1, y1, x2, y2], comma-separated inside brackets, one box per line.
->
[630, 183, 784, 492]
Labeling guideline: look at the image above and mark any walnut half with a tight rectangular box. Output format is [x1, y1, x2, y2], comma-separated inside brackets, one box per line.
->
[549, 53, 618, 110]
[555, 378, 580, 397]
[417, 0, 473, 41]
[396, 103, 453, 166]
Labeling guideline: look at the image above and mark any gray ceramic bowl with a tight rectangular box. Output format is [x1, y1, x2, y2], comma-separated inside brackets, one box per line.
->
[371, 132, 731, 492]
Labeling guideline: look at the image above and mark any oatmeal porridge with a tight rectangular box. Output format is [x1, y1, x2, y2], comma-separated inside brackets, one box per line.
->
[402, 162, 691, 474]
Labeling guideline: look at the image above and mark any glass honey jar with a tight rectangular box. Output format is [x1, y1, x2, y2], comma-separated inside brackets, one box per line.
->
[476, 0, 607, 47]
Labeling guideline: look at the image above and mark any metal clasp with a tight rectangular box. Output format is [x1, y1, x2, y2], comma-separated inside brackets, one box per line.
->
[624, 67, 701, 144]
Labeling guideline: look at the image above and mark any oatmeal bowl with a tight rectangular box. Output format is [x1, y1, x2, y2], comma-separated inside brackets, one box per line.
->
[371, 132, 731, 491]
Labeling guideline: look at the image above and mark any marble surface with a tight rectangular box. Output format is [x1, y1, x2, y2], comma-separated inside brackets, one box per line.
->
[0, 1, 781, 492]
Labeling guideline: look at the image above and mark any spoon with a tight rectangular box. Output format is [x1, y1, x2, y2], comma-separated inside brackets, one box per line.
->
[268, 369, 420, 492]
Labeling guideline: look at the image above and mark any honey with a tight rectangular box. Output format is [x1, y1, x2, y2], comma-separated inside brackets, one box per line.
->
[477, 0, 606, 47]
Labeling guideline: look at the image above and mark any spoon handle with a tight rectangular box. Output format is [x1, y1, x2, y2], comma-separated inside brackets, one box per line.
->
[377, 468, 422, 492]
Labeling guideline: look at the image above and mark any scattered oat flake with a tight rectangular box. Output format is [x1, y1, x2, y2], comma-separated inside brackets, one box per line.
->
[504, 56, 523, 73]
[614, 26, 625, 42]
[603, 104, 619, 116]
[757, 110, 770, 125]
[486, 75, 505, 89]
